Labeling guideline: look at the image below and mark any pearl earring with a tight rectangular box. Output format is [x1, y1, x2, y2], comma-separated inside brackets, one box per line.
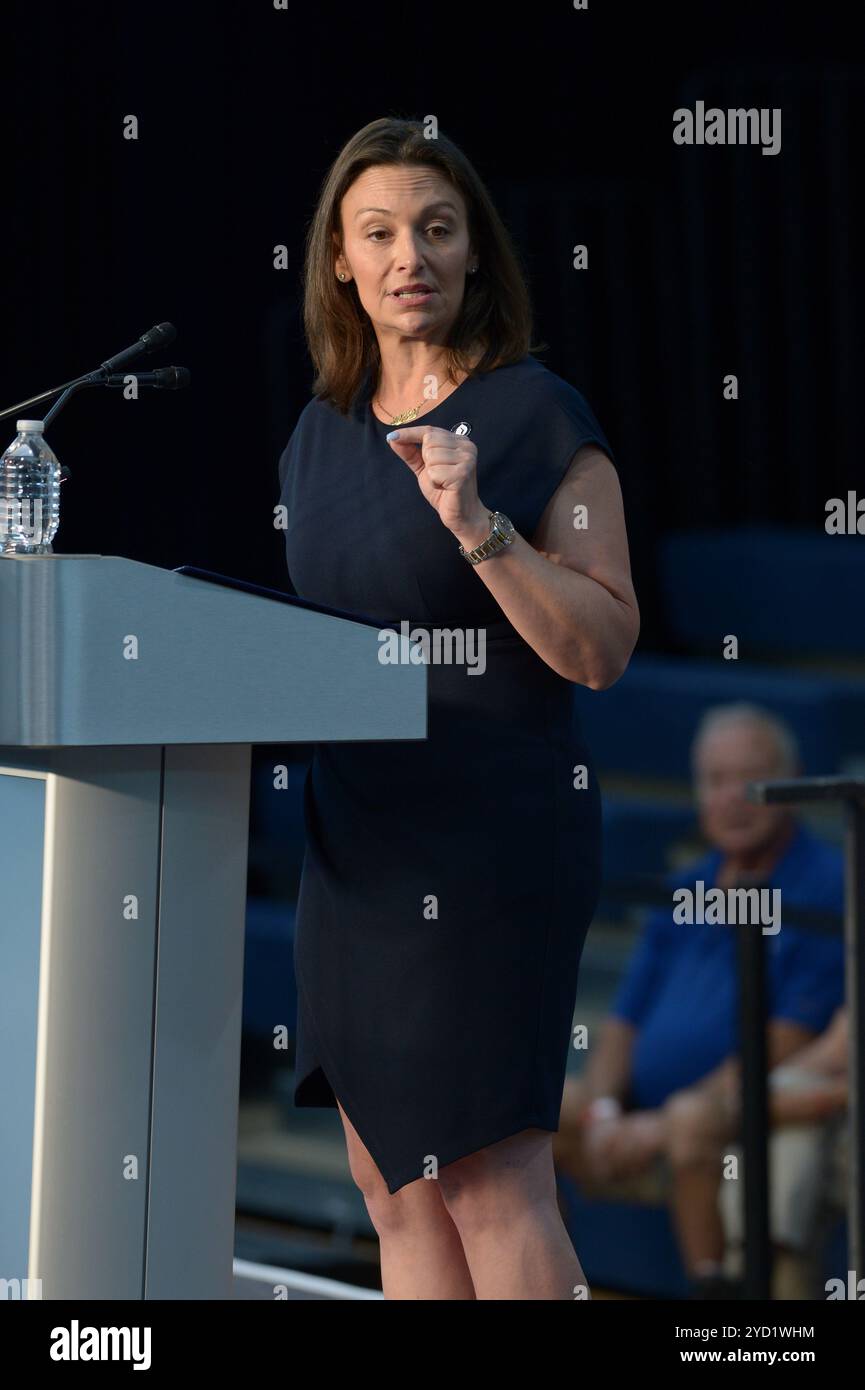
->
[338, 272, 346, 281]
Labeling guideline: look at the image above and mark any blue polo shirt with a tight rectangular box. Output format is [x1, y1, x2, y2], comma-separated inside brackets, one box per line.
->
[611, 823, 845, 1109]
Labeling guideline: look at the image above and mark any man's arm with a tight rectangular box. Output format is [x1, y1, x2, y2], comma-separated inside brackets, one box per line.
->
[563, 908, 672, 1126]
[688, 1019, 818, 1111]
[556, 1017, 638, 1171]
[777, 1005, 847, 1076]
[578, 1016, 637, 1106]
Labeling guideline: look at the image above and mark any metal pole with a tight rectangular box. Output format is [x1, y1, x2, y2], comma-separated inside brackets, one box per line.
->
[737, 896, 771, 1299]
[844, 798, 865, 1277]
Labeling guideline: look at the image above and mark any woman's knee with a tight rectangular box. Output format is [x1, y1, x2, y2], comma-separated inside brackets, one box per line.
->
[437, 1129, 555, 1231]
[335, 1100, 385, 1200]
[336, 1101, 446, 1233]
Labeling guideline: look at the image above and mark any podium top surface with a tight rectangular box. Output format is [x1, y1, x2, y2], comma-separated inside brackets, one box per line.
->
[0, 554, 426, 747]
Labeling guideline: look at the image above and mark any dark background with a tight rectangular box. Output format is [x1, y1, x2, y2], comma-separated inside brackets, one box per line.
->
[2, 0, 860, 646]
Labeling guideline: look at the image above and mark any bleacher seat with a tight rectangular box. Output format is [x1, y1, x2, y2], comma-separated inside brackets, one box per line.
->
[243, 897, 297, 1040]
[574, 654, 863, 779]
[659, 525, 865, 657]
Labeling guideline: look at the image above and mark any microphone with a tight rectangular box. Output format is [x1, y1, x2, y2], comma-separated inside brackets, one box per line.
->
[104, 366, 190, 390]
[0, 322, 181, 423]
[99, 322, 176, 375]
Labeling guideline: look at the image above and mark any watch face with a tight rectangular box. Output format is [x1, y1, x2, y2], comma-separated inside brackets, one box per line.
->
[495, 512, 515, 537]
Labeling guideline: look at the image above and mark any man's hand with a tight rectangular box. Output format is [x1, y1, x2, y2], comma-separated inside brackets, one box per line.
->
[581, 1110, 666, 1183]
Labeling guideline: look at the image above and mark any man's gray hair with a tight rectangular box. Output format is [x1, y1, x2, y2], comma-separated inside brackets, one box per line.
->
[691, 702, 800, 776]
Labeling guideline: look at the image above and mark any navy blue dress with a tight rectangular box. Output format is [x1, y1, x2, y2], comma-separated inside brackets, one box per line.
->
[278, 352, 614, 1194]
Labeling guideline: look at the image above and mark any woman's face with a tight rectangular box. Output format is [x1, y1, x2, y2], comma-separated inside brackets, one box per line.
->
[335, 163, 475, 348]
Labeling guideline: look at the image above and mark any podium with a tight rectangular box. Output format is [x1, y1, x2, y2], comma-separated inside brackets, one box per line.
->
[0, 554, 426, 1300]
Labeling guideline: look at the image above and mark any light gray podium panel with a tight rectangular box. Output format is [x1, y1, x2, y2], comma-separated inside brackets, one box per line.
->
[0, 746, 162, 1300]
[0, 768, 47, 1297]
[144, 744, 250, 1299]
[0, 743, 252, 1300]
[0, 554, 427, 747]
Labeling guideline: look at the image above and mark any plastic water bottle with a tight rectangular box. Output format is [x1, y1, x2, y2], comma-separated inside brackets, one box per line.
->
[0, 420, 61, 554]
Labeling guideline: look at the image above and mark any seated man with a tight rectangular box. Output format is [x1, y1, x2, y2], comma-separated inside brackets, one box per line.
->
[554, 701, 845, 1296]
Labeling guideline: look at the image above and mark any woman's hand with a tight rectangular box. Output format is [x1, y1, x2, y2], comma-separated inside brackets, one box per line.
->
[386, 424, 491, 548]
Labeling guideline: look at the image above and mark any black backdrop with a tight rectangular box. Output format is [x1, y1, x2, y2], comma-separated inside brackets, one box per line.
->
[2, 0, 860, 645]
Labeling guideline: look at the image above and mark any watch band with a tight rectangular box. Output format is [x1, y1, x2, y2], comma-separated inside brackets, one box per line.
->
[459, 510, 516, 565]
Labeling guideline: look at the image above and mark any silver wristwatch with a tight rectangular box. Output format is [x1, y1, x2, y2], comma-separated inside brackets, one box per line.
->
[458, 510, 516, 565]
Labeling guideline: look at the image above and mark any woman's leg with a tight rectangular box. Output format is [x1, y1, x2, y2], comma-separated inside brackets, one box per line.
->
[336, 1100, 477, 1299]
[436, 1127, 590, 1300]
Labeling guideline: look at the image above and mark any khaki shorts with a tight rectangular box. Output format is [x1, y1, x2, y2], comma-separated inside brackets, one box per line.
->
[719, 1065, 847, 1252]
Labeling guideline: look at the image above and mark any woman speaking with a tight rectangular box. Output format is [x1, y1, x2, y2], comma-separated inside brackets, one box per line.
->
[277, 116, 639, 1300]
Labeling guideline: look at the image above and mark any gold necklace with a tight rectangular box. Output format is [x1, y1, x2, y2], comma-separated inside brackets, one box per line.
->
[374, 373, 455, 425]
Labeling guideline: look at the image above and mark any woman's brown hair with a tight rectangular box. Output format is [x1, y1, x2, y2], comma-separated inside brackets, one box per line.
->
[301, 116, 546, 415]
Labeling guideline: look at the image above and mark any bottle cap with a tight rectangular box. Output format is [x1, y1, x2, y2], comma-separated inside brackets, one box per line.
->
[17, 419, 45, 432]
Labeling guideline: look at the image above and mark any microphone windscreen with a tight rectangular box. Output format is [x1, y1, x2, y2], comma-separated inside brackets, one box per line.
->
[143, 322, 176, 351]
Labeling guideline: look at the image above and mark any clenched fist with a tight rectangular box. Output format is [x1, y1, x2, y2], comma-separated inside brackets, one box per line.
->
[386, 424, 491, 548]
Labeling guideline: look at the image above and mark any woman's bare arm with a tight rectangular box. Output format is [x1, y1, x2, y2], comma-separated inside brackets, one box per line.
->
[452, 445, 640, 688]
